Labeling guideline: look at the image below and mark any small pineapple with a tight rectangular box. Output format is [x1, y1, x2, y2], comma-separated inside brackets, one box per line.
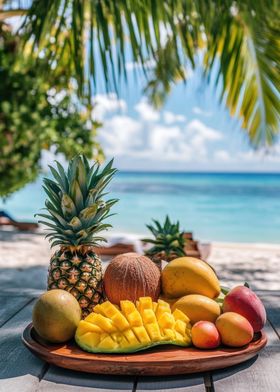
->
[36, 154, 118, 318]
[142, 216, 186, 269]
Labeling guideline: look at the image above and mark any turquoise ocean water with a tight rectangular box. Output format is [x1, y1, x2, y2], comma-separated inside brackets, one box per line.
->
[1, 172, 280, 243]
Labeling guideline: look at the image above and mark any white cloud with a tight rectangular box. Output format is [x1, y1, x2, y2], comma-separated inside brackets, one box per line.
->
[163, 111, 186, 124]
[95, 94, 226, 167]
[214, 150, 231, 162]
[186, 119, 222, 141]
[133, 125, 192, 162]
[134, 99, 160, 122]
[41, 146, 67, 171]
[99, 115, 142, 155]
[92, 93, 127, 121]
[149, 125, 181, 153]
[98, 109, 224, 164]
[192, 107, 213, 117]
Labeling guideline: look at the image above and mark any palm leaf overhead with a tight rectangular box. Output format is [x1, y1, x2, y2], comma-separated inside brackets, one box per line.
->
[2, 0, 280, 147]
[145, 1, 280, 146]
[201, 0, 280, 146]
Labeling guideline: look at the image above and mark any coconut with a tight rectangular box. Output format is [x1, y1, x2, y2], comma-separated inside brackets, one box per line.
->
[104, 253, 161, 304]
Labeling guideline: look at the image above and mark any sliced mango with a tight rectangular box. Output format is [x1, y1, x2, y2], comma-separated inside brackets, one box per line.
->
[123, 329, 139, 345]
[142, 309, 157, 324]
[173, 308, 190, 323]
[81, 332, 100, 346]
[98, 335, 118, 350]
[158, 312, 175, 329]
[111, 312, 130, 331]
[127, 310, 143, 327]
[75, 297, 192, 353]
[145, 322, 162, 341]
[77, 320, 102, 335]
[133, 326, 151, 344]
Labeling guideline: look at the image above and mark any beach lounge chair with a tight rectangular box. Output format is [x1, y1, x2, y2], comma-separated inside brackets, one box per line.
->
[93, 243, 135, 256]
[183, 232, 201, 258]
[93, 234, 143, 257]
[0, 210, 39, 232]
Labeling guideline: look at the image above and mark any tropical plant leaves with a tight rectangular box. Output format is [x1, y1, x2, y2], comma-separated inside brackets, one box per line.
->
[2, 0, 280, 147]
[203, 4, 280, 146]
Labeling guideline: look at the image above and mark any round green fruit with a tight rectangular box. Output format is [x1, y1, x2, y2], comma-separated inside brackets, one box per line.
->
[32, 289, 82, 343]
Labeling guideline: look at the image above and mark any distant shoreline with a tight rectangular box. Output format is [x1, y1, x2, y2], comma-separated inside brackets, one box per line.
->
[1, 229, 280, 249]
[40, 170, 280, 176]
[1, 171, 279, 244]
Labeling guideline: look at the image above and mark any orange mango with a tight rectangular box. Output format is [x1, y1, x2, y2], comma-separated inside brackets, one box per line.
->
[216, 312, 253, 347]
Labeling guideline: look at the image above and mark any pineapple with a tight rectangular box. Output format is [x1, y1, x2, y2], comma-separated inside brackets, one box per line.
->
[36, 154, 118, 318]
[142, 215, 186, 269]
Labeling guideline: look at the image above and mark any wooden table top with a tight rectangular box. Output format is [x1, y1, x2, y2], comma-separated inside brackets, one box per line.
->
[0, 289, 279, 392]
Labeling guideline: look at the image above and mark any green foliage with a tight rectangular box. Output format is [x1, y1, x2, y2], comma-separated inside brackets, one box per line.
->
[36, 155, 118, 247]
[145, 1, 280, 147]
[143, 215, 186, 259]
[7, 0, 278, 148]
[0, 23, 103, 198]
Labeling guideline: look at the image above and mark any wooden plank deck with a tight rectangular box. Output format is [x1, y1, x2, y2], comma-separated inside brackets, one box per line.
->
[0, 291, 279, 391]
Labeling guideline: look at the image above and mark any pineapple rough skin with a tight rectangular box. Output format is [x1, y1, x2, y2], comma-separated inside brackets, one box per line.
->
[48, 247, 105, 318]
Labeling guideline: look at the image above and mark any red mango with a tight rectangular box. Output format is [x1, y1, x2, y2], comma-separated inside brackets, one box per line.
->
[223, 286, 266, 332]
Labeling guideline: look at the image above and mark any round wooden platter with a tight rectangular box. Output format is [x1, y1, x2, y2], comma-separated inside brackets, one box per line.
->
[22, 323, 267, 376]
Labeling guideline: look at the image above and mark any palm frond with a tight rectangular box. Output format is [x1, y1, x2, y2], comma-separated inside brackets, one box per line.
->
[203, 4, 280, 146]
[3, 0, 280, 146]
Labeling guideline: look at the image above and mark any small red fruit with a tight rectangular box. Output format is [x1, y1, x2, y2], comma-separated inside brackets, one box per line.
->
[191, 321, 221, 349]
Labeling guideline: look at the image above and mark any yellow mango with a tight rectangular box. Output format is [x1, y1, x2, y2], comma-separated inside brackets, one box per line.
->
[111, 312, 130, 331]
[127, 310, 143, 327]
[173, 309, 190, 323]
[81, 332, 100, 346]
[98, 335, 118, 350]
[120, 300, 136, 316]
[137, 297, 153, 315]
[123, 329, 139, 345]
[163, 328, 176, 340]
[93, 314, 118, 333]
[133, 326, 151, 343]
[142, 309, 157, 324]
[162, 257, 220, 299]
[145, 322, 162, 341]
[77, 320, 102, 335]
[174, 320, 187, 335]
[172, 294, 221, 324]
[156, 301, 171, 319]
[158, 312, 175, 329]
[97, 301, 120, 318]
[75, 297, 192, 353]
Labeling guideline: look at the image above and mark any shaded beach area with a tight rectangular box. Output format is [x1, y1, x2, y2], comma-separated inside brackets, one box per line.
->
[1, 230, 279, 296]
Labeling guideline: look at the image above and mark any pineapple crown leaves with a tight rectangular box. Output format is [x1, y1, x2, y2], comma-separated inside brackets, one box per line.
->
[36, 154, 118, 248]
[142, 215, 186, 257]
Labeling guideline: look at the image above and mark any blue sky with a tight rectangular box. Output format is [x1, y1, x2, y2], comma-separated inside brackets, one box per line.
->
[85, 61, 280, 173]
[9, 15, 280, 172]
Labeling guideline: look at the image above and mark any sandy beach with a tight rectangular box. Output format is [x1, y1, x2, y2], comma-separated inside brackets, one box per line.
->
[0, 230, 279, 295]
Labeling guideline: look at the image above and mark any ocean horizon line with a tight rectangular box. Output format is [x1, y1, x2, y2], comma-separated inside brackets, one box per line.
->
[115, 170, 280, 176]
[40, 169, 280, 176]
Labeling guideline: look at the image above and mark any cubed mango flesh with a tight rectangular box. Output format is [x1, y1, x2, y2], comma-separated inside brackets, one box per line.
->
[75, 297, 192, 353]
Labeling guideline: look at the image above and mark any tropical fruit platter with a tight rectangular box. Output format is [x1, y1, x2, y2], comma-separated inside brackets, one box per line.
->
[22, 156, 267, 375]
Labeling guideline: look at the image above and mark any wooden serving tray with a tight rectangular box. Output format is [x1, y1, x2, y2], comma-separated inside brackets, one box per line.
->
[22, 323, 267, 376]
